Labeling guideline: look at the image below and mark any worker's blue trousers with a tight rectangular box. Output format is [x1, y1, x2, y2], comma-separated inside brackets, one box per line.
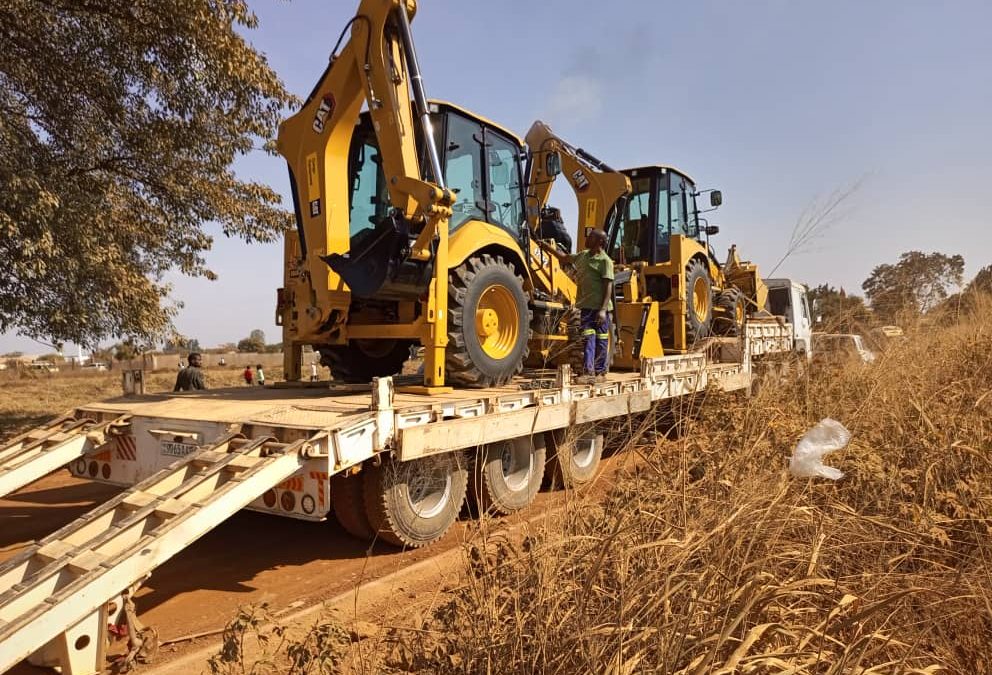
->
[580, 309, 611, 376]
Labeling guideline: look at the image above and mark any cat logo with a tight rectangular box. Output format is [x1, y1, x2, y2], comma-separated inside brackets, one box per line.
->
[312, 95, 335, 133]
[571, 168, 590, 192]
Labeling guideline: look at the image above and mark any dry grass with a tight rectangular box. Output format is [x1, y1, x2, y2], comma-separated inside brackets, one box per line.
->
[0, 366, 282, 439]
[369, 300, 992, 673]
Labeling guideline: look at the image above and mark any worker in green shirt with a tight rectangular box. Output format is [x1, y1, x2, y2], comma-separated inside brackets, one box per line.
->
[544, 228, 614, 383]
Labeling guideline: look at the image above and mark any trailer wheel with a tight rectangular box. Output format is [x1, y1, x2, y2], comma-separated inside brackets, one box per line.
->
[447, 254, 532, 387]
[714, 288, 745, 336]
[363, 453, 467, 548]
[330, 473, 373, 541]
[319, 339, 413, 383]
[685, 258, 713, 344]
[544, 426, 604, 489]
[470, 437, 546, 515]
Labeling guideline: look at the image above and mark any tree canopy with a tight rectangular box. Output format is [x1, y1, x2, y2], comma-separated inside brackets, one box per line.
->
[0, 0, 295, 347]
[807, 284, 872, 332]
[862, 251, 964, 320]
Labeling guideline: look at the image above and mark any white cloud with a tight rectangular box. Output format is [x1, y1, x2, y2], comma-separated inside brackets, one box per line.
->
[543, 74, 604, 128]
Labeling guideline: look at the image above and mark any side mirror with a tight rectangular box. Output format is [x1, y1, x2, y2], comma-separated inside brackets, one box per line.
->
[705, 225, 719, 236]
[545, 151, 562, 177]
[709, 190, 723, 207]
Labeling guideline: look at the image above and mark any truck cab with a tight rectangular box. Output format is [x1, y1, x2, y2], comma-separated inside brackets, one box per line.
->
[765, 278, 813, 360]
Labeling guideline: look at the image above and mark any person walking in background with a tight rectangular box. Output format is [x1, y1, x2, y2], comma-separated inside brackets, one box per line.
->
[243, 365, 253, 386]
[256, 364, 265, 387]
[542, 228, 614, 383]
[310, 361, 318, 382]
[174, 353, 206, 391]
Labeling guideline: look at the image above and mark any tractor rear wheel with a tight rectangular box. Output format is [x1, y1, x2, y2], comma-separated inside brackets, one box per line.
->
[447, 254, 532, 387]
[685, 258, 713, 345]
[363, 453, 467, 548]
[470, 437, 546, 515]
[320, 339, 413, 383]
[714, 288, 746, 336]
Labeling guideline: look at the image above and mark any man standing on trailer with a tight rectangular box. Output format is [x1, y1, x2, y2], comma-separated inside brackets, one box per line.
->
[544, 228, 614, 383]
[174, 353, 206, 391]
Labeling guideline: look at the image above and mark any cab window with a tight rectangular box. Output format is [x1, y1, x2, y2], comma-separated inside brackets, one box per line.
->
[347, 125, 388, 241]
[669, 176, 687, 237]
[485, 130, 524, 233]
[617, 178, 651, 263]
[443, 113, 486, 230]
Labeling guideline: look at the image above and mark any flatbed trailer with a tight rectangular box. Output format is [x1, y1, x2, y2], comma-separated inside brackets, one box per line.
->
[0, 321, 793, 675]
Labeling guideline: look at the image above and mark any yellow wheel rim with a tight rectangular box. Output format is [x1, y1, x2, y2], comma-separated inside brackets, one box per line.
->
[692, 277, 709, 321]
[475, 284, 519, 360]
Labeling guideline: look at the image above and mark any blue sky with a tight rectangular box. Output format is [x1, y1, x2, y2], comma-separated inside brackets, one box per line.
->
[3, 0, 990, 353]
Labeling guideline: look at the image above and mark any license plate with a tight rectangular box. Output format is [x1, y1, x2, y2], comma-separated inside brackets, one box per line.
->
[161, 441, 198, 457]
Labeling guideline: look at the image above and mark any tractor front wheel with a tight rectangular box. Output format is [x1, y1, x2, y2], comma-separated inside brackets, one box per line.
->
[685, 259, 713, 345]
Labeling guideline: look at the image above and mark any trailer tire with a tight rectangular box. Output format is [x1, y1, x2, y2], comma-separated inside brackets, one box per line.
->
[447, 254, 532, 387]
[685, 258, 713, 344]
[544, 426, 604, 489]
[363, 453, 467, 548]
[320, 340, 413, 383]
[470, 436, 546, 515]
[330, 473, 373, 541]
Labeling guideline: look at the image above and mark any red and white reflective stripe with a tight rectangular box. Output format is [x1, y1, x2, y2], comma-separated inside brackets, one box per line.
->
[115, 436, 137, 461]
[309, 471, 328, 509]
[277, 476, 304, 492]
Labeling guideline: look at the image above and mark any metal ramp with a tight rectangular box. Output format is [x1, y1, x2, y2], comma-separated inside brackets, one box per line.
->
[0, 432, 309, 675]
[0, 414, 131, 499]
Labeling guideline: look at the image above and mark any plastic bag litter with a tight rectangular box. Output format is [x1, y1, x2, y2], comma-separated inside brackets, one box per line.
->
[789, 418, 850, 480]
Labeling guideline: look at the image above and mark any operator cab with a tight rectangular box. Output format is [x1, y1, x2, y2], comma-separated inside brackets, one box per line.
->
[346, 100, 527, 246]
[608, 166, 720, 266]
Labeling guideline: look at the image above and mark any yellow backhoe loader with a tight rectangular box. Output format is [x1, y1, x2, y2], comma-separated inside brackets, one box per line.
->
[608, 166, 768, 354]
[276, 0, 582, 389]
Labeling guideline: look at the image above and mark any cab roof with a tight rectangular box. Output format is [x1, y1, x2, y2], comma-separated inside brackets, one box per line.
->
[428, 99, 524, 147]
[622, 165, 697, 187]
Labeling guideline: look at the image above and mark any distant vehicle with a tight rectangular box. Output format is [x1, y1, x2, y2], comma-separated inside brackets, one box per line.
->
[868, 325, 905, 353]
[28, 361, 59, 373]
[812, 333, 876, 365]
[765, 278, 813, 360]
[82, 362, 109, 372]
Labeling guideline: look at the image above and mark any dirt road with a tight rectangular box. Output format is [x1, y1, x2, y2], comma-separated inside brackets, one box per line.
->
[1, 454, 631, 673]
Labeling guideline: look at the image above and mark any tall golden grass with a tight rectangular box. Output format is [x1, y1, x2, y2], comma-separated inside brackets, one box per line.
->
[378, 297, 991, 673]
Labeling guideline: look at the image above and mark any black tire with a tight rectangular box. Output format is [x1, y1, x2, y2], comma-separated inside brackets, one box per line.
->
[544, 426, 604, 489]
[330, 473, 373, 541]
[319, 339, 413, 383]
[363, 453, 468, 548]
[469, 436, 546, 515]
[684, 258, 713, 344]
[714, 288, 745, 336]
[447, 254, 532, 388]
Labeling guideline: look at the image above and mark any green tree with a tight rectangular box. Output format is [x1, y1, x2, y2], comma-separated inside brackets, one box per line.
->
[237, 329, 266, 353]
[806, 284, 872, 331]
[0, 1, 295, 347]
[862, 251, 965, 320]
[113, 341, 141, 361]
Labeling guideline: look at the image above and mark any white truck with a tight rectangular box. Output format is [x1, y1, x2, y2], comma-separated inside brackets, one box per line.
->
[765, 278, 814, 360]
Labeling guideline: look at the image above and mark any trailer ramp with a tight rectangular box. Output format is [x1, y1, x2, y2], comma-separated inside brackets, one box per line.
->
[0, 432, 310, 675]
[0, 414, 131, 499]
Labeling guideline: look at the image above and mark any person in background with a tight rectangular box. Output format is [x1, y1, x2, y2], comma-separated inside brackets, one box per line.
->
[174, 353, 206, 391]
[256, 364, 266, 387]
[542, 228, 614, 383]
[310, 361, 318, 382]
[219, 356, 226, 366]
[243, 365, 253, 386]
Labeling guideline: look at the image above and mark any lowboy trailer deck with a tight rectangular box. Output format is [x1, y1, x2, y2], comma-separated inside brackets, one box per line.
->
[0, 321, 793, 675]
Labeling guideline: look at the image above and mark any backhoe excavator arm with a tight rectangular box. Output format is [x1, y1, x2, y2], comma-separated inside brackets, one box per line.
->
[524, 120, 631, 249]
[276, 0, 454, 384]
